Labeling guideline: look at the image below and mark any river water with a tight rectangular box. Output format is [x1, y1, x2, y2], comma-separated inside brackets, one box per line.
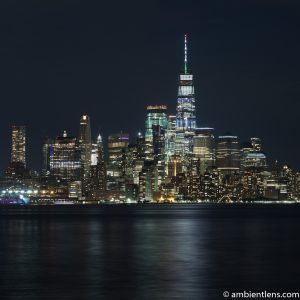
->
[0, 204, 300, 299]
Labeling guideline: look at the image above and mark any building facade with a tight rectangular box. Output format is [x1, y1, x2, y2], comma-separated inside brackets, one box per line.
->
[193, 127, 215, 174]
[216, 135, 241, 174]
[11, 125, 26, 166]
[48, 131, 82, 182]
[107, 132, 129, 192]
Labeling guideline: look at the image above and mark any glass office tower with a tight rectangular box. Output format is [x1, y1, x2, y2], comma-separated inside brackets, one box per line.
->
[216, 135, 241, 173]
[193, 127, 215, 174]
[175, 34, 197, 156]
[49, 131, 82, 181]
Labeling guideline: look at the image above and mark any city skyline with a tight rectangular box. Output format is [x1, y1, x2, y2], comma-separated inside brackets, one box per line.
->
[1, 33, 298, 175]
[1, 3, 300, 300]
[0, 33, 298, 204]
[0, 1, 300, 173]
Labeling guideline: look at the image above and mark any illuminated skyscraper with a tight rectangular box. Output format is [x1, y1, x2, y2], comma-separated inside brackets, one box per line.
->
[216, 135, 241, 173]
[86, 134, 107, 200]
[107, 133, 129, 177]
[124, 133, 146, 186]
[144, 105, 168, 184]
[145, 105, 168, 160]
[107, 132, 129, 191]
[193, 128, 215, 174]
[5, 125, 28, 178]
[49, 130, 82, 181]
[175, 34, 196, 155]
[78, 115, 92, 196]
[165, 115, 176, 159]
[167, 155, 183, 178]
[79, 115, 92, 185]
[90, 134, 104, 166]
[145, 105, 168, 141]
[11, 125, 26, 166]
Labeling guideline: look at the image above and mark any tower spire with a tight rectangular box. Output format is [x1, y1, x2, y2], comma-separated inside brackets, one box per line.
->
[184, 33, 188, 74]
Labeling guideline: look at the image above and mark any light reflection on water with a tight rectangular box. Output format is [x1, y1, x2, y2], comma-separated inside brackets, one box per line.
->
[1, 204, 300, 300]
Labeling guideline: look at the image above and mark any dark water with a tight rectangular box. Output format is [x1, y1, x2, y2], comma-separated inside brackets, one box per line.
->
[1, 204, 300, 300]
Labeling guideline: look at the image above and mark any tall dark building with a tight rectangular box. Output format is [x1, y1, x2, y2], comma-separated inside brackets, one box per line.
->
[216, 135, 241, 173]
[124, 133, 146, 186]
[165, 115, 176, 160]
[152, 125, 166, 185]
[86, 134, 107, 200]
[193, 127, 215, 174]
[107, 132, 129, 191]
[5, 125, 29, 179]
[11, 125, 26, 166]
[139, 160, 158, 201]
[78, 115, 92, 189]
[42, 137, 52, 176]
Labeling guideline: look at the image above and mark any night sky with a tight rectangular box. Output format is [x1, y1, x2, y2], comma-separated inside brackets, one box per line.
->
[0, 0, 299, 173]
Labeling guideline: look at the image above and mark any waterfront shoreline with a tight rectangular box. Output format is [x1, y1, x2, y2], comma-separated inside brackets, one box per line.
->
[1, 200, 300, 206]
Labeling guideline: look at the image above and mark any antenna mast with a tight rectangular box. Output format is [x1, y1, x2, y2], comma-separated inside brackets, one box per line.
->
[184, 34, 188, 74]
